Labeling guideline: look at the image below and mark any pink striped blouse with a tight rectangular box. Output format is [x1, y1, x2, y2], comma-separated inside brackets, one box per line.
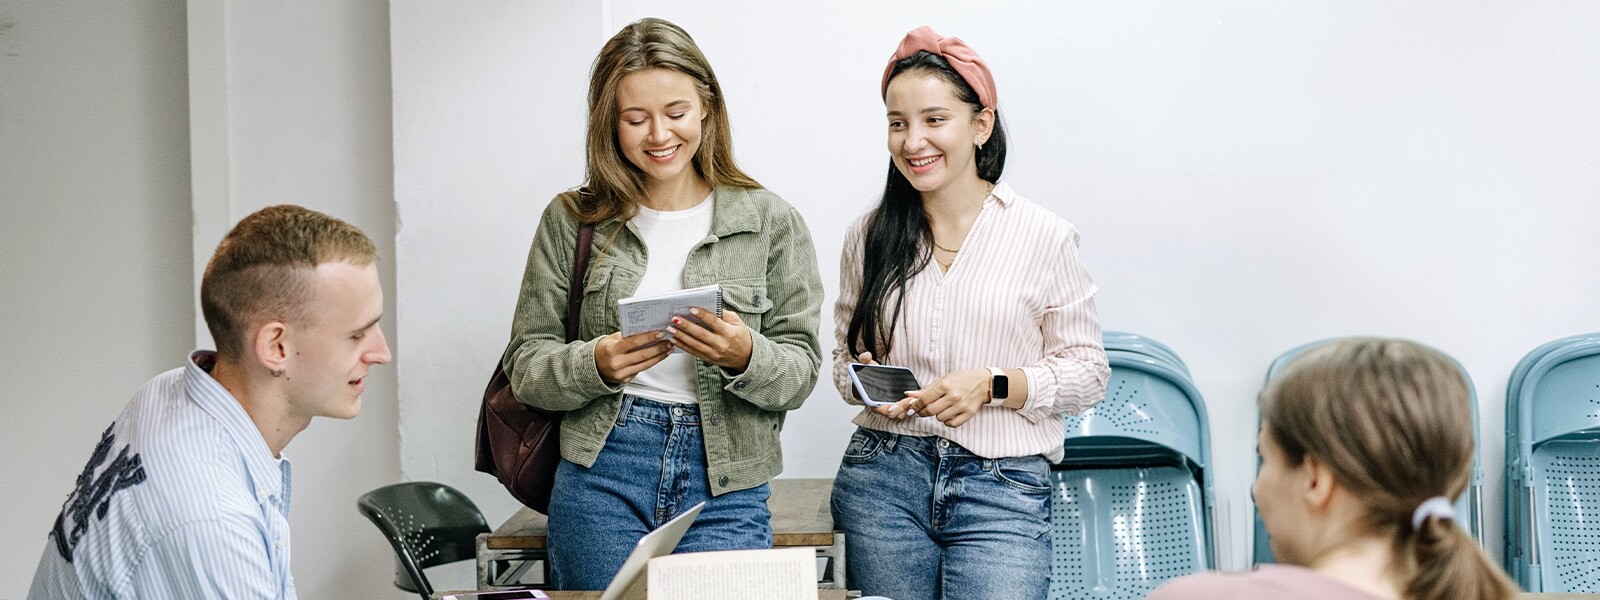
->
[831, 182, 1110, 461]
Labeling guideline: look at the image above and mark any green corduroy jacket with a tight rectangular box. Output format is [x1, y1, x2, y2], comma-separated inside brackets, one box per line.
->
[503, 185, 824, 495]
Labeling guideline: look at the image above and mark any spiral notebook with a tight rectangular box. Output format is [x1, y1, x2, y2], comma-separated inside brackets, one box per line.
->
[617, 284, 723, 339]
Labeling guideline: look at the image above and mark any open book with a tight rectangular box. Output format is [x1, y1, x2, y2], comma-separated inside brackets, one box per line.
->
[617, 284, 723, 342]
[646, 547, 817, 600]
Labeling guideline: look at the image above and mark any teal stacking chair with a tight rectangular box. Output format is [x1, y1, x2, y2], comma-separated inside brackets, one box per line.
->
[1502, 332, 1600, 586]
[1251, 338, 1485, 565]
[1504, 334, 1600, 592]
[1104, 330, 1190, 377]
[1050, 346, 1215, 599]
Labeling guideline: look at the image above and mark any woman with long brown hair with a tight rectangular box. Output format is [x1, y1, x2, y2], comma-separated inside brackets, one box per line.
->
[1151, 338, 1517, 600]
[501, 17, 823, 590]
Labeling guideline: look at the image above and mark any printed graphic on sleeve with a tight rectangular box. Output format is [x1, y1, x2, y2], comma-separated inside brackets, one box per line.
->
[51, 423, 147, 562]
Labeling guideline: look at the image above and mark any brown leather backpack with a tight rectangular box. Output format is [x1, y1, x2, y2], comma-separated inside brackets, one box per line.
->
[474, 223, 594, 513]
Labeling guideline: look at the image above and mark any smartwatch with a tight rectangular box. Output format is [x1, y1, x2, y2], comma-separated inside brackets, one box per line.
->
[987, 367, 1009, 400]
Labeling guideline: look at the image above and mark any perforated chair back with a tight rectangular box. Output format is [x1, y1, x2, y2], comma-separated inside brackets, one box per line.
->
[1049, 466, 1206, 599]
[1501, 334, 1600, 585]
[1053, 347, 1214, 599]
[1251, 338, 1484, 565]
[1505, 336, 1600, 592]
[1063, 350, 1207, 467]
[357, 482, 490, 599]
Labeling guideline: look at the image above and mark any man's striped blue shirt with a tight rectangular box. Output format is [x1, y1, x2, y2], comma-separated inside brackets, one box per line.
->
[28, 351, 297, 599]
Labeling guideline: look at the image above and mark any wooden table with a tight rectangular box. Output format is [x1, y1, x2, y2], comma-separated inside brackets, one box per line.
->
[476, 478, 845, 590]
[434, 589, 1599, 600]
[436, 591, 851, 599]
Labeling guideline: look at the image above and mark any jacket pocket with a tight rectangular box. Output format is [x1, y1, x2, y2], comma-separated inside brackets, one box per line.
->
[720, 281, 772, 333]
[578, 263, 614, 338]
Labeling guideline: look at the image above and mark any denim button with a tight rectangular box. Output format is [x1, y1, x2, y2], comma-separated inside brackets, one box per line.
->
[718, 476, 729, 487]
[672, 407, 684, 416]
[710, 414, 723, 426]
[938, 439, 949, 448]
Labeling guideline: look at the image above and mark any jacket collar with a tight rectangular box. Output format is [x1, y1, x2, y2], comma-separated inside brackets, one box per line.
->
[604, 185, 763, 240]
[709, 185, 762, 238]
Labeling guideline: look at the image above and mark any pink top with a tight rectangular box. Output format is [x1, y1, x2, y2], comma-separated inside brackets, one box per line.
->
[1149, 565, 1388, 600]
[831, 183, 1110, 461]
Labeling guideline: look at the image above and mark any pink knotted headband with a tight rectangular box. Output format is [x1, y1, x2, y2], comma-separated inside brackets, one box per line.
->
[880, 26, 997, 110]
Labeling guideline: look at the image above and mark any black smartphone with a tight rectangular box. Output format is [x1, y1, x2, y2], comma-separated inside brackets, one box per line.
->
[848, 363, 922, 407]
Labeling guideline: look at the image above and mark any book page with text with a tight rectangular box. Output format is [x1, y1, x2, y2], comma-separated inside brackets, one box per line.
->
[646, 547, 816, 600]
[617, 284, 722, 338]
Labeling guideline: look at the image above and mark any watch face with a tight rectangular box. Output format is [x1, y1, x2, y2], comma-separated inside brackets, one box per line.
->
[992, 374, 1009, 399]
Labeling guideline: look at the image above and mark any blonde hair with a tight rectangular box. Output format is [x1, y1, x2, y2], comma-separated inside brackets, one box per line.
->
[574, 17, 758, 225]
[1260, 338, 1516, 600]
[200, 205, 377, 359]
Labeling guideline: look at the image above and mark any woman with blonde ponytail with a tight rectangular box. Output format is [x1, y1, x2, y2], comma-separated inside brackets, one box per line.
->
[1150, 338, 1516, 600]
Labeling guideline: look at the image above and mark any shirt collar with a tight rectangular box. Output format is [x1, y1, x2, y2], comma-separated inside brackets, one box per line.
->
[989, 181, 1018, 207]
[185, 350, 288, 506]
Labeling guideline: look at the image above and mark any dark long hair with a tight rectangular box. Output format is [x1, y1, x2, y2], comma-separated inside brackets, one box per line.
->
[846, 51, 1008, 359]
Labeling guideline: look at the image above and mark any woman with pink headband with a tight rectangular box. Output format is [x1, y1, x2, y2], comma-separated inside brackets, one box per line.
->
[829, 26, 1110, 599]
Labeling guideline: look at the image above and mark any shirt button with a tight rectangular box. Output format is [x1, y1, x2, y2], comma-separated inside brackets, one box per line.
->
[718, 476, 730, 487]
[710, 414, 723, 426]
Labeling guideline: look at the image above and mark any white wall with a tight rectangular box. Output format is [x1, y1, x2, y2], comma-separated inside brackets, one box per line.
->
[0, 2, 194, 596]
[186, 0, 406, 596]
[5, 4, 1596, 597]
[390, 0, 603, 531]
[393, 0, 1600, 571]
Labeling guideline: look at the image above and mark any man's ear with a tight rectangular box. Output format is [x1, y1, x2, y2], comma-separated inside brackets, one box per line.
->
[253, 320, 290, 376]
[1302, 454, 1339, 513]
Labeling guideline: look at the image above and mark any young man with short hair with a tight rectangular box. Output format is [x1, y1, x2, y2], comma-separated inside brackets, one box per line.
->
[29, 205, 391, 599]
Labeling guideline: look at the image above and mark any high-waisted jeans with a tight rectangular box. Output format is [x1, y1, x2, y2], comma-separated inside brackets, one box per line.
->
[545, 395, 773, 590]
[831, 426, 1053, 600]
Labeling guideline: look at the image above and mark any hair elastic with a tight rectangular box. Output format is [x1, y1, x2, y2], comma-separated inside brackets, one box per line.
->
[1410, 496, 1456, 530]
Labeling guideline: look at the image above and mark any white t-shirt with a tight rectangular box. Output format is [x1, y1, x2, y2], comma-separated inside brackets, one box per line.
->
[622, 193, 714, 404]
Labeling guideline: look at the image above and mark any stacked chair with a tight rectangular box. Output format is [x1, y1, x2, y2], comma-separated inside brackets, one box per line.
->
[1250, 338, 1485, 565]
[1049, 331, 1216, 599]
[1504, 333, 1600, 592]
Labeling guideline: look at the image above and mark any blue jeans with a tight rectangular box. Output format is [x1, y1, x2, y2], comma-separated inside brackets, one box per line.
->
[831, 427, 1053, 600]
[545, 395, 773, 590]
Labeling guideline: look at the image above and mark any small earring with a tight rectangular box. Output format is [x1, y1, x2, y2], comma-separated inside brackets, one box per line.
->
[271, 368, 284, 378]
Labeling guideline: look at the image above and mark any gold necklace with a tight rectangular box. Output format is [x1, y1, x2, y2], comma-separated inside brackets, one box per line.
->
[933, 239, 962, 253]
